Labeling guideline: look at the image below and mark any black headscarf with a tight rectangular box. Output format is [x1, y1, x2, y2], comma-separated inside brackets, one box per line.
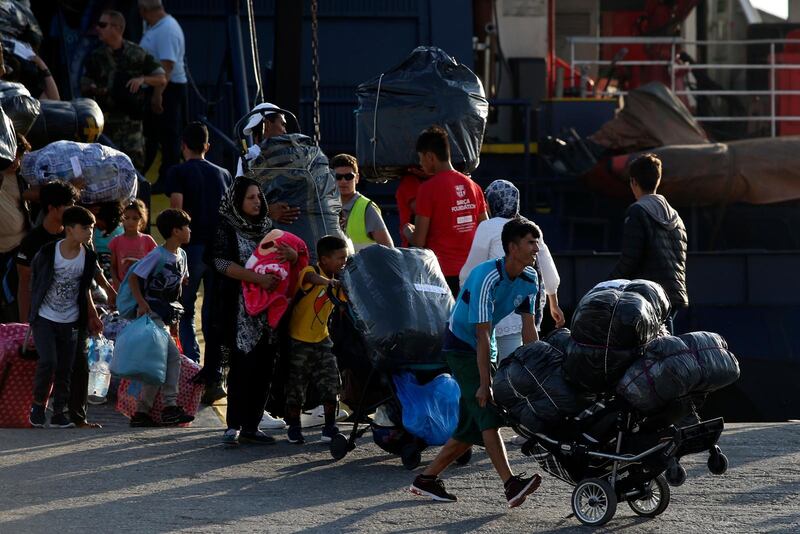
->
[217, 176, 271, 240]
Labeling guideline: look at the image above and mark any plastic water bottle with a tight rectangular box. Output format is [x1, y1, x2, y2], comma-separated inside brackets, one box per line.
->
[87, 335, 113, 404]
[88, 361, 111, 404]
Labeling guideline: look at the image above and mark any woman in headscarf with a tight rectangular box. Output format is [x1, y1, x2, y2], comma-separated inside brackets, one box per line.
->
[207, 177, 306, 445]
[459, 179, 565, 361]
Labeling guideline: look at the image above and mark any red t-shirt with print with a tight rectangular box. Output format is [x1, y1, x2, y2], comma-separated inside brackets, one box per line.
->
[415, 170, 487, 276]
[395, 174, 421, 247]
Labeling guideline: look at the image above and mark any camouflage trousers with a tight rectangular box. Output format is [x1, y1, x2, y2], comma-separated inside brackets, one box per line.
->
[285, 338, 341, 407]
[105, 116, 144, 171]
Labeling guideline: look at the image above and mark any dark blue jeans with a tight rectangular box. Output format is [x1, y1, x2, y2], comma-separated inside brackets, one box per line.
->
[32, 318, 79, 413]
[179, 243, 219, 369]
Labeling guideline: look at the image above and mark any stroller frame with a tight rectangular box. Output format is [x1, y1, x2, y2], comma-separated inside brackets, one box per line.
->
[329, 361, 451, 469]
[513, 400, 729, 526]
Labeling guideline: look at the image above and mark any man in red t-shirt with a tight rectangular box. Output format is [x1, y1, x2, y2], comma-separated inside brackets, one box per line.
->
[403, 126, 488, 296]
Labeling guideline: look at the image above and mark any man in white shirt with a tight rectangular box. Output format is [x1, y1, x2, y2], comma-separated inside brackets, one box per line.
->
[138, 0, 187, 191]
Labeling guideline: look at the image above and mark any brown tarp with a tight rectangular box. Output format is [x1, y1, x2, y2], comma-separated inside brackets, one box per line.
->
[590, 82, 708, 152]
[625, 137, 800, 206]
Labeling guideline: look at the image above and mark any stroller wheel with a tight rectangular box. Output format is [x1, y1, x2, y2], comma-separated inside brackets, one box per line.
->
[455, 447, 472, 466]
[330, 433, 350, 461]
[628, 475, 671, 518]
[571, 478, 617, 527]
[707, 446, 729, 475]
[665, 459, 687, 487]
[400, 444, 422, 470]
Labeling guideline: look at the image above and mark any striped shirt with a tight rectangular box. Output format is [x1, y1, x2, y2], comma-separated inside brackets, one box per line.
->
[447, 258, 538, 357]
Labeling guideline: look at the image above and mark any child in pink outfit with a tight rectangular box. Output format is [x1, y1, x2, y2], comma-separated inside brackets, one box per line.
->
[109, 200, 158, 289]
[243, 229, 308, 327]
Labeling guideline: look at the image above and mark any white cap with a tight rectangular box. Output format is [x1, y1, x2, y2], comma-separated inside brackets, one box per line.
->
[242, 102, 282, 135]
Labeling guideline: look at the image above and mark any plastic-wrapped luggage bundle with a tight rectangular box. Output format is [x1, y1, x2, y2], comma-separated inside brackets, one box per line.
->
[548, 327, 643, 393]
[341, 245, 453, 367]
[26, 98, 104, 149]
[248, 134, 345, 262]
[493, 341, 591, 437]
[355, 46, 489, 181]
[564, 280, 669, 392]
[617, 332, 739, 414]
[678, 332, 740, 392]
[0, 80, 39, 134]
[0, 1, 43, 50]
[20, 140, 137, 204]
[0, 105, 16, 170]
[571, 279, 669, 348]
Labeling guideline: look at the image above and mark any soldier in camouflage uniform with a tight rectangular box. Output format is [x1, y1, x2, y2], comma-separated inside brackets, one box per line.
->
[81, 10, 166, 171]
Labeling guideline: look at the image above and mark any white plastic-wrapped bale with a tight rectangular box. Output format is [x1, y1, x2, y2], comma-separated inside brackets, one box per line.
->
[21, 141, 137, 204]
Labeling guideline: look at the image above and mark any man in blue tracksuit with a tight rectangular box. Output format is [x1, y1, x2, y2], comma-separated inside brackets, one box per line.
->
[410, 217, 544, 508]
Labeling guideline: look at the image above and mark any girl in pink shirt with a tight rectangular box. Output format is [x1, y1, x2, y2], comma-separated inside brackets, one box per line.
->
[109, 200, 158, 289]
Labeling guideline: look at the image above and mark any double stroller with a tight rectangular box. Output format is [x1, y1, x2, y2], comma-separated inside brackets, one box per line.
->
[505, 396, 728, 526]
[327, 246, 464, 469]
[493, 279, 739, 526]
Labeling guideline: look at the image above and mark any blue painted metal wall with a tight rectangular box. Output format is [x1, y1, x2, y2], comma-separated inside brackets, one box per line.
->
[551, 251, 800, 422]
[167, 0, 474, 156]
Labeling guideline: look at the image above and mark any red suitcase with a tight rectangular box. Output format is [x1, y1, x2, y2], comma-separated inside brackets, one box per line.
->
[116, 354, 203, 425]
[0, 323, 37, 428]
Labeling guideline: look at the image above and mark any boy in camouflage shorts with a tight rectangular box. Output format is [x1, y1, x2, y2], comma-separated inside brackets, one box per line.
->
[285, 236, 349, 444]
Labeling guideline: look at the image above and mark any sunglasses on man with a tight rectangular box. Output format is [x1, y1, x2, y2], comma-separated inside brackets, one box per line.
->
[96, 21, 113, 28]
[335, 172, 356, 181]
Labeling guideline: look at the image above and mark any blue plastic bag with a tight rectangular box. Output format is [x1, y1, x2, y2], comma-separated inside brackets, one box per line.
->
[110, 315, 168, 385]
[393, 372, 460, 446]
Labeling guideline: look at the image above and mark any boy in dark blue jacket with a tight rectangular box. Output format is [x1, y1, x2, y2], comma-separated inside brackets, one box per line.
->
[28, 206, 103, 428]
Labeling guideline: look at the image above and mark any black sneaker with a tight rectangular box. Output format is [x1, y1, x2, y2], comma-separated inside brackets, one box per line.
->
[130, 412, 158, 427]
[410, 475, 457, 502]
[50, 412, 76, 428]
[287, 425, 305, 444]
[29, 405, 45, 428]
[239, 430, 276, 445]
[161, 406, 194, 426]
[320, 424, 339, 443]
[504, 472, 542, 508]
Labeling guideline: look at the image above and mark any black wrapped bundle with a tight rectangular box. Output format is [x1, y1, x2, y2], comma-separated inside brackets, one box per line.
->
[27, 98, 104, 149]
[571, 279, 668, 348]
[0, 81, 39, 135]
[617, 336, 700, 414]
[248, 134, 346, 262]
[494, 341, 590, 436]
[341, 246, 453, 367]
[678, 332, 740, 393]
[546, 328, 642, 393]
[355, 46, 488, 181]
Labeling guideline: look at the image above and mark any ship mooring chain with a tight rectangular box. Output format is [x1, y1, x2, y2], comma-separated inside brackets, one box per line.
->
[311, 0, 321, 146]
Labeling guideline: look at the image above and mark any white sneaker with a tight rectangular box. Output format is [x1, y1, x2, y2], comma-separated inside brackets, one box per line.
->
[259, 411, 287, 430]
[299, 405, 351, 428]
[510, 434, 528, 446]
[301, 405, 325, 428]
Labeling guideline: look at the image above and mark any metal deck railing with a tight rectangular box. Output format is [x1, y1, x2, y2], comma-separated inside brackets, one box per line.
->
[566, 36, 800, 137]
